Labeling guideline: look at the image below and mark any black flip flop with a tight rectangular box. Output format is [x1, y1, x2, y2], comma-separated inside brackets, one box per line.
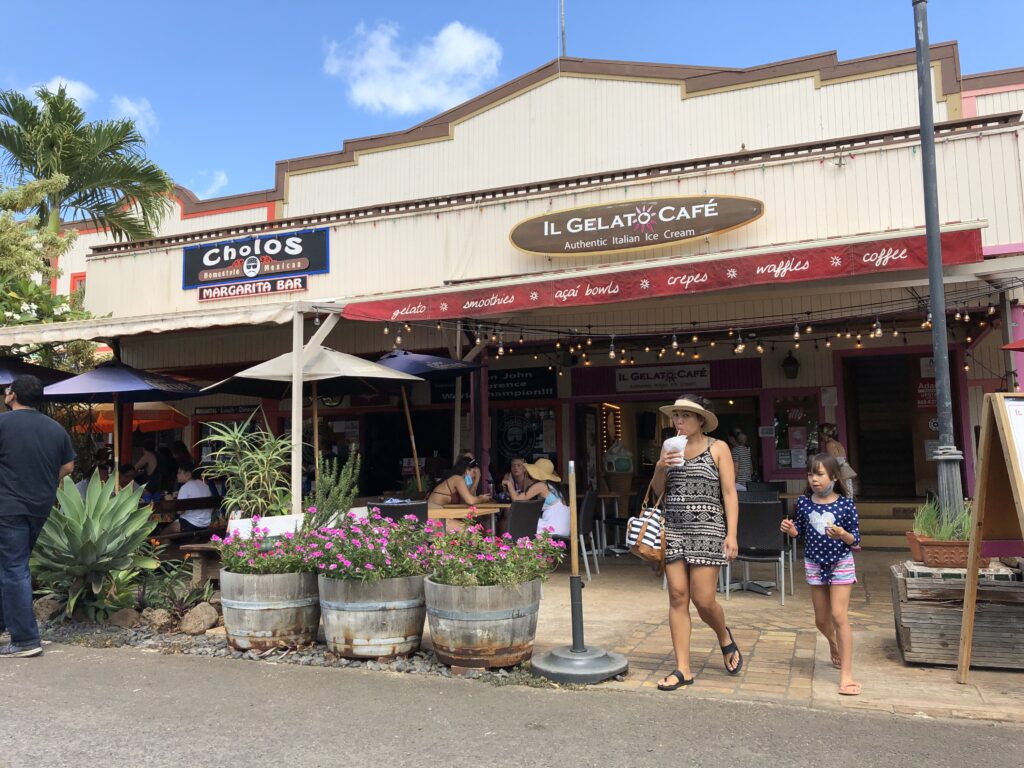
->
[657, 669, 694, 691]
[720, 627, 743, 675]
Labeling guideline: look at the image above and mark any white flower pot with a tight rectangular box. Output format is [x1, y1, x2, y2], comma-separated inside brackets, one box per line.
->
[226, 513, 305, 539]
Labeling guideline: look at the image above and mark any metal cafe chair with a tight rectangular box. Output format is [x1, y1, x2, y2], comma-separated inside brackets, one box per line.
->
[507, 498, 545, 541]
[377, 501, 429, 525]
[725, 499, 788, 605]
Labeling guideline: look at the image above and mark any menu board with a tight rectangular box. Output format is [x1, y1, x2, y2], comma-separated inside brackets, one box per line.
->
[1005, 397, 1024, 478]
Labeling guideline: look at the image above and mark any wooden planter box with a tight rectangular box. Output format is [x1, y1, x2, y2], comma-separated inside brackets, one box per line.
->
[890, 564, 1024, 670]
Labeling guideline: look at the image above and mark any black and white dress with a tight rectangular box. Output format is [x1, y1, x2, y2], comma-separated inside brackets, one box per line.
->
[664, 437, 727, 567]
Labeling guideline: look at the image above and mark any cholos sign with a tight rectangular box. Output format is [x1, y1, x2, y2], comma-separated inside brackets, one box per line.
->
[510, 196, 763, 256]
[182, 228, 329, 290]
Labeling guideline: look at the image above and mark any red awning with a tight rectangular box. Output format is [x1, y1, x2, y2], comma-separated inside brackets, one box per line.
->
[1003, 339, 1024, 351]
[341, 227, 983, 323]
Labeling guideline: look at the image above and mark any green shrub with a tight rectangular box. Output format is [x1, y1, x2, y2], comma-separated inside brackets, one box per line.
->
[913, 499, 942, 538]
[31, 474, 159, 619]
[933, 499, 973, 541]
[302, 449, 360, 530]
[139, 559, 214, 617]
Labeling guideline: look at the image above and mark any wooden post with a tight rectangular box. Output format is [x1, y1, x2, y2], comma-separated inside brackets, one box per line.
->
[290, 308, 304, 517]
[312, 381, 320, 485]
[112, 394, 121, 491]
[401, 387, 422, 492]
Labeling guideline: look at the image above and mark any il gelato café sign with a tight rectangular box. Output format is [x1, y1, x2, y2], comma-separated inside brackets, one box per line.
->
[182, 227, 329, 299]
[509, 196, 763, 256]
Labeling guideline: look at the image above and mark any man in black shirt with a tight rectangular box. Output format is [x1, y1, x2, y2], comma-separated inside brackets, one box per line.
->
[0, 375, 75, 657]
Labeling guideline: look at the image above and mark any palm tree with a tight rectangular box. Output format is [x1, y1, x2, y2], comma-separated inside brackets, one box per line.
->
[0, 85, 174, 241]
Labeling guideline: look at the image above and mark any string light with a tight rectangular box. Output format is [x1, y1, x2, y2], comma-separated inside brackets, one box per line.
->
[825, 338, 832, 348]
[555, 340, 562, 350]
[608, 336, 616, 360]
[793, 323, 801, 341]
[490, 329, 498, 343]
[518, 333, 524, 344]
[497, 335, 505, 356]
[963, 308, 971, 323]
[586, 326, 593, 346]
[404, 322, 412, 332]
[671, 333, 679, 350]
[475, 330, 482, 346]
[728, 327, 735, 337]
[845, 327, 852, 339]
[892, 325, 899, 338]
[436, 321, 442, 331]
[756, 342, 764, 354]
[872, 317, 882, 338]
[709, 339, 717, 348]
[988, 301, 997, 316]
[691, 347, 701, 360]
[395, 331, 403, 346]
[955, 305, 962, 321]
[383, 323, 390, 336]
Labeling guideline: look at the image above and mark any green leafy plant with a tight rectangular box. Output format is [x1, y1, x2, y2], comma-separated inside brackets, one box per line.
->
[933, 499, 973, 542]
[30, 474, 158, 619]
[302, 449, 361, 530]
[913, 499, 942, 538]
[199, 412, 292, 519]
[140, 559, 214, 617]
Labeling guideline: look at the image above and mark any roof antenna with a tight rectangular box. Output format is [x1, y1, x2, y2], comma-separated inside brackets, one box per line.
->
[560, 0, 567, 58]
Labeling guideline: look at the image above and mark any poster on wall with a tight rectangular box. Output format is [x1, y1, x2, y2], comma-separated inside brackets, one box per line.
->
[789, 426, 808, 451]
[777, 449, 792, 468]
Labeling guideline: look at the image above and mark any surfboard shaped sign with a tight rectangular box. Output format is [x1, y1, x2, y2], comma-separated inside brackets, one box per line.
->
[509, 196, 764, 256]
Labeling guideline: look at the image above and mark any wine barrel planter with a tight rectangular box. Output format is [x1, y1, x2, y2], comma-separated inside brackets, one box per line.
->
[220, 571, 321, 651]
[424, 577, 542, 668]
[318, 574, 426, 659]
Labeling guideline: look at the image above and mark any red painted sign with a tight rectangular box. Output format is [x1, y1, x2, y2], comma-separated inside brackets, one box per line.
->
[341, 229, 982, 322]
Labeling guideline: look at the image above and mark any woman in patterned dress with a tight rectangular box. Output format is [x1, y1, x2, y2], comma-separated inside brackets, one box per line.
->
[651, 396, 741, 690]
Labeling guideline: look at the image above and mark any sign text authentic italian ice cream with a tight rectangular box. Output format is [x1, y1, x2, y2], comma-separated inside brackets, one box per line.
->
[509, 196, 763, 256]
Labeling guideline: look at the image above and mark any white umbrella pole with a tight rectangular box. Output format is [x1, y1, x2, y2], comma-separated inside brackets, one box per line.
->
[401, 386, 422, 492]
[312, 381, 320, 485]
[291, 309, 303, 516]
[112, 394, 121, 491]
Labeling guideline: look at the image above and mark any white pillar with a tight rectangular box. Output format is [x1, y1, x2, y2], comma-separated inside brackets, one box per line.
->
[291, 308, 304, 516]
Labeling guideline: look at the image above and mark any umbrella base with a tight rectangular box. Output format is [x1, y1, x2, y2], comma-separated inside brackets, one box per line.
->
[531, 644, 628, 685]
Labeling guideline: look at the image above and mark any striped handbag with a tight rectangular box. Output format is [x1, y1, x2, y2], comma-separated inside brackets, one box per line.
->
[626, 485, 665, 575]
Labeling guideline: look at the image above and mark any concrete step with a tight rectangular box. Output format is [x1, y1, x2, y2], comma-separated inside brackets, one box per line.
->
[858, 533, 910, 551]
[856, 500, 921, 519]
[858, 518, 913, 534]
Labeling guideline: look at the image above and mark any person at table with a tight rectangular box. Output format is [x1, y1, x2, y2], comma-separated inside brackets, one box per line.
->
[133, 437, 158, 482]
[162, 459, 214, 534]
[503, 458, 570, 537]
[652, 395, 741, 691]
[169, 440, 194, 469]
[75, 462, 110, 498]
[118, 463, 140, 492]
[501, 456, 536, 497]
[427, 456, 492, 507]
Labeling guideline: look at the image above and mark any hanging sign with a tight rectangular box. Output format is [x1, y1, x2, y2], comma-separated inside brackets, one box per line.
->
[182, 227, 329, 290]
[509, 196, 763, 256]
[344, 228, 983, 322]
[614, 363, 710, 393]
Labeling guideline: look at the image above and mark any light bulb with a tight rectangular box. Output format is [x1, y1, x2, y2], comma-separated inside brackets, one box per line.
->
[691, 333, 699, 343]
[756, 343, 764, 354]
[793, 324, 801, 341]
[395, 333, 403, 345]
[555, 340, 562, 350]
[825, 338, 832, 348]
[805, 324, 813, 335]
[964, 310, 971, 323]
[383, 324, 390, 335]
[709, 339, 717, 348]
[988, 302, 997, 316]
[436, 321, 442, 330]
[671, 334, 679, 350]
[404, 322, 412, 332]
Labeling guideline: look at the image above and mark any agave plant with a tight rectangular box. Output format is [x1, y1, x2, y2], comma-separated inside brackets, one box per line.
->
[30, 474, 159, 618]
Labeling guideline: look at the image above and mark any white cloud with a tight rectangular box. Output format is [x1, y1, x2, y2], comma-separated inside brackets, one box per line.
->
[37, 76, 97, 106]
[111, 95, 158, 137]
[324, 21, 501, 115]
[197, 170, 229, 199]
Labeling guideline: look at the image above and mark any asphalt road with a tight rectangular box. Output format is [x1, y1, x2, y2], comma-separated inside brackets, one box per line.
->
[0, 644, 1020, 768]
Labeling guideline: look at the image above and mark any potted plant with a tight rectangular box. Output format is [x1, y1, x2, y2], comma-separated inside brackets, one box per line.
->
[907, 498, 941, 562]
[918, 499, 990, 569]
[200, 413, 300, 538]
[424, 518, 565, 669]
[309, 509, 435, 658]
[210, 525, 321, 651]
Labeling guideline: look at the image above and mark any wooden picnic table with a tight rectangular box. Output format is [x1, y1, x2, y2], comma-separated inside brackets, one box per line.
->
[435, 503, 510, 531]
[148, 496, 224, 524]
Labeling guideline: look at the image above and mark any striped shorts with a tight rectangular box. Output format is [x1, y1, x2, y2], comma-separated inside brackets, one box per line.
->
[804, 554, 857, 586]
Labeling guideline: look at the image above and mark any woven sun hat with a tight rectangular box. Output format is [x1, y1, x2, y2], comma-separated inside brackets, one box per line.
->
[524, 458, 561, 483]
[658, 398, 719, 433]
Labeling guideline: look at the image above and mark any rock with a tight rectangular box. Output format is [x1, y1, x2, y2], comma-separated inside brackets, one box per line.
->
[179, 603, 219, 635]
[141, 607, 177, 633]
[205, 626, 226, 638]
[209, 592, 222, 614]
[33, 595, 64, 623]
[107, 608, 142, 628]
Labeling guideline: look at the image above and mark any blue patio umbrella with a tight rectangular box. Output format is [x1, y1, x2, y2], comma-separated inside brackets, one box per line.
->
[44, 361, 202, 482]
[0, 356, 73, 387]
[376, 350, 480, 380]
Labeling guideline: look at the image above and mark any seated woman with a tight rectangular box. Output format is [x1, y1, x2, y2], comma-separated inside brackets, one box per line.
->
[504, 458, 570, 537]
[427, 457, 492, 507]
[162, 460, 215, 534]
[501, 456, 536, 497]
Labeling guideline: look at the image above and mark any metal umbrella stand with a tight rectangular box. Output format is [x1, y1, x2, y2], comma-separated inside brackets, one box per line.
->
[531, 460, 628, 684]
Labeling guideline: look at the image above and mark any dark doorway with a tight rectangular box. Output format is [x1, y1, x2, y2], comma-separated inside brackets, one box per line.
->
[361, 411, 453, 495]
[843, 356, 917, 498]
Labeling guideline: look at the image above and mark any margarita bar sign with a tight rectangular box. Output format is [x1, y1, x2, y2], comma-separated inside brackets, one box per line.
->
[509, 196, 763, 256]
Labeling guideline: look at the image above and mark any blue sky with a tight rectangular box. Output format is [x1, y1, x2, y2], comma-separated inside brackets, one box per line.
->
[3, 0, 1022, 201]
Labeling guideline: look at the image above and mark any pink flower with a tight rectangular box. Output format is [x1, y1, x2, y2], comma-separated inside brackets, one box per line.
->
[364, 563, 375, 570]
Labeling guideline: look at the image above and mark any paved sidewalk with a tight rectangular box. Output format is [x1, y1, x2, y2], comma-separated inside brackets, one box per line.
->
[530, 551, 1024, 723]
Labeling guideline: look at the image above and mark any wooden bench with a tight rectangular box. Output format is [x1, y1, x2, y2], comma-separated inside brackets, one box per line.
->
[180, 543, 221, 587]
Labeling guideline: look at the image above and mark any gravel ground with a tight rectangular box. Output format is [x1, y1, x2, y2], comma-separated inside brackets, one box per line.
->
[38, 619, 576, 687]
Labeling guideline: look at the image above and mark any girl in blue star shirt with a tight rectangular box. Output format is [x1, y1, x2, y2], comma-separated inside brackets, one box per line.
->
[781, 453, 862, 696]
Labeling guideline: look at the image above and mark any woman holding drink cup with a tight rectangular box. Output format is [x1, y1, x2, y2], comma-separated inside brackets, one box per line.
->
[652, 395, 741, 690]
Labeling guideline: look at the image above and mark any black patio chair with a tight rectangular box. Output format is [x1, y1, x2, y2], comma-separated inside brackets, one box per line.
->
[377, 501, 428, 525]
[507, 498, 544, 541]
[725, 499, 788, 605]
